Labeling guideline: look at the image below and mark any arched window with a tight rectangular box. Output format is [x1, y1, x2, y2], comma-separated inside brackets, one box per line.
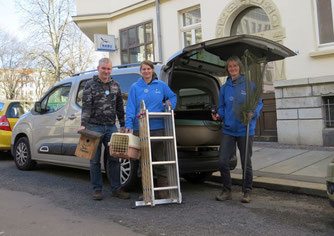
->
[231, 7, 270, 35]
[231, 7, 274, 93]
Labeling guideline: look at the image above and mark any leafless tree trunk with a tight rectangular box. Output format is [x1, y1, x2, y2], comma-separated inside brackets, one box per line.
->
[17, 0, 95, 82]
[0, 30, 30, 100]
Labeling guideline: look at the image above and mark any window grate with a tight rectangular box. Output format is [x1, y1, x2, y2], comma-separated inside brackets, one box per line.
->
[323, 96, 334, 127]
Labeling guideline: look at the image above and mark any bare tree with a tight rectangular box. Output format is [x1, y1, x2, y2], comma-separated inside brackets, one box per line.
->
[63, 23, 96, 77]
[0, 29, 31, 100]
[17, 0, 95, 82]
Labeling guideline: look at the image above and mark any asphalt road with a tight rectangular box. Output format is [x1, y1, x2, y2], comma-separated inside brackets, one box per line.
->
[1, 152, 334, 236]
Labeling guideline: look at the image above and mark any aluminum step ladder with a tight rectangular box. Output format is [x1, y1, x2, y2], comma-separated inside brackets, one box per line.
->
[134, 100, 182, 207]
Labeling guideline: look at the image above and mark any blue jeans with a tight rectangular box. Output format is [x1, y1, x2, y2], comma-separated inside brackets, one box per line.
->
[219, 133, 253, 192]
[86, 124, 121, 192]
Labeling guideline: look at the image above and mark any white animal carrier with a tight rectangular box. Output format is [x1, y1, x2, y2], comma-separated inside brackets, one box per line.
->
[109, 133, 140, 159]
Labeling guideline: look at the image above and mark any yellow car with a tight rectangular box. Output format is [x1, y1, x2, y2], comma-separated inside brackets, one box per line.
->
[0, 100, 33, 151]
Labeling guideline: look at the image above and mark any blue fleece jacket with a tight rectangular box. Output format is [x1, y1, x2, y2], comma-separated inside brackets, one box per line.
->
[125, 77, 177, 131]
[218, 75, 263, 137]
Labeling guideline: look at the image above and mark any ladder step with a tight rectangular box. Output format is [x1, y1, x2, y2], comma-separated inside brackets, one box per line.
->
[148, 112, 172, 117]
[150, 136, 174, 141]
[152, 161, 176, 165]
[154, 186, 178, 191]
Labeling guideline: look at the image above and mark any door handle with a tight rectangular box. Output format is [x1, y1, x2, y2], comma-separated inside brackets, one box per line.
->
[56, 115, 64, 121]
[68, 114, 76, 120]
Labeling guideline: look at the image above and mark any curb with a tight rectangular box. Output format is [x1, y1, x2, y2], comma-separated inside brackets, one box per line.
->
[210, 173, 327, 198]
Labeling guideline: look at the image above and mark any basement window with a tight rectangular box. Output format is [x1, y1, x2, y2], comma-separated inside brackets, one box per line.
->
[324, 96, 334, 127]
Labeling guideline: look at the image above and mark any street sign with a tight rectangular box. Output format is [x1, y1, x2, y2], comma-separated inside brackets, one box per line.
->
[94, 34, 117, 52]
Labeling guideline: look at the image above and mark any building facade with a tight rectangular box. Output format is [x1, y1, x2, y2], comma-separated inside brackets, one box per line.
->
[73, 0, 334, 146]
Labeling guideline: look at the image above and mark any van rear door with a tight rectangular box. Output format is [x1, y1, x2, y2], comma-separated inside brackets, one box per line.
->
[165, 34, 296, 74]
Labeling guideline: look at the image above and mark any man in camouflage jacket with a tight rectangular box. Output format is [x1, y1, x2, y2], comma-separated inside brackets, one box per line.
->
[79, 57, 129, 200]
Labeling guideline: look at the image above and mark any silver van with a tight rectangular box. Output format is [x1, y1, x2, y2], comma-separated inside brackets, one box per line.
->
[11, 35, 295, 189]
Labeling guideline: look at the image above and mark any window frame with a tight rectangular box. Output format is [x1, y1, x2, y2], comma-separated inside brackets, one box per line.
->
[323, 96, 334, 128]
[179, 6, 202, 47]
[313, 0, 334, 47]
[119, 21, 154, 64]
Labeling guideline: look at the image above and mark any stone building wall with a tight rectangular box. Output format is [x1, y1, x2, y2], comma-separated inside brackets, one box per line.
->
[274, 76, 334, 146]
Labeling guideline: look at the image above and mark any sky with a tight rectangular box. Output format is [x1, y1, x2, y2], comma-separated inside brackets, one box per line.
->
[0, 0, 106, 67]
[0, 0, 26, 39]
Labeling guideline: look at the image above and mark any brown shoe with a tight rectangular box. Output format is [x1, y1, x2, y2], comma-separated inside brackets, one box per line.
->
[157, 176, 170, 199]
[93, 190, 103, 200]
[241, 191, 251, 203]
[138, 194, 143, 201]
[112, 189, 130, 199]
[157, 191, 170, 199]
[216, 191, 232, 201]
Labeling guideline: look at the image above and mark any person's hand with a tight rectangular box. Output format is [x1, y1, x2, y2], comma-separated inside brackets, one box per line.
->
[167, 100, 172, 107]
[119, 127, 125, 133]
[248, 112, 253, 120]
[78, 126, 85, 131]
[125, 129, 133, 133]
[212, 113, 220, 121]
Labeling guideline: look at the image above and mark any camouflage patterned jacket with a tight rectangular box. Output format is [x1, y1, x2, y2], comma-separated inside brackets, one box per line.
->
[81, 75, 125, 127]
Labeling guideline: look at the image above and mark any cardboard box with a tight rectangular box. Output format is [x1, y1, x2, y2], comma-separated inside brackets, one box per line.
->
[75, 129, 102, 160]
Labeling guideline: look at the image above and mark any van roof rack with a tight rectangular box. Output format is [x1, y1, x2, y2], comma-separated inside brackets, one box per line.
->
[113, 62, 162, 69]
[72, 62, 162, 77]
[72, 69, 97, 77]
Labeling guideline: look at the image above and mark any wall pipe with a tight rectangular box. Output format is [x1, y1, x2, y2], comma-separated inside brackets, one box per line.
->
[155, 0, 163, 62]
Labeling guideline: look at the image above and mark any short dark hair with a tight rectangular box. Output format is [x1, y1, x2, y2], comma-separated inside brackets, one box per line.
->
[140, 60, 154, 70]
[140, 60, 157, 79]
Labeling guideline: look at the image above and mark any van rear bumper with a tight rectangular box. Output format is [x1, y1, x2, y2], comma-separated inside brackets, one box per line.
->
[177, 149, 219, 174]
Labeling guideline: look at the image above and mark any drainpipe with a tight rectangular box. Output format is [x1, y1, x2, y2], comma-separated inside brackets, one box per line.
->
[155, 0, 163, 62]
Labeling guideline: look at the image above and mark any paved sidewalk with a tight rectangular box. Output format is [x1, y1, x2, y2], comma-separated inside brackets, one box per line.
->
[211, 142, 334, 197]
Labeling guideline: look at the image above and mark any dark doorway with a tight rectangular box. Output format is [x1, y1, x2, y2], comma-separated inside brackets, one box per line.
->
[255, 92, 277, 142]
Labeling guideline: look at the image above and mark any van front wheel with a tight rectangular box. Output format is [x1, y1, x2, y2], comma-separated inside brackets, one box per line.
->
[14, 137, 37, 170]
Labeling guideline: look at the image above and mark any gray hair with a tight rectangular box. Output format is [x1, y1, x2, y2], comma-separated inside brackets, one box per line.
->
[98, 58, 112, 67]
[226, 56, 244, 76]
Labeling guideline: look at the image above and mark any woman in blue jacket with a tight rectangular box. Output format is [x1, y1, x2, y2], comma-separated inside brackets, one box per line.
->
[212, 56, 263, 203]
[125, 60, 177, 198]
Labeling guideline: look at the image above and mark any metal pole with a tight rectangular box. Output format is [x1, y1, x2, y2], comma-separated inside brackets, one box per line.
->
[243, 122, 250, 193]
[155, 0, 163, 62]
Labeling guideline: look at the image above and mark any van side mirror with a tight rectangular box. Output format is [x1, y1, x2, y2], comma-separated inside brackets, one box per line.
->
[34, 102, 42, 113]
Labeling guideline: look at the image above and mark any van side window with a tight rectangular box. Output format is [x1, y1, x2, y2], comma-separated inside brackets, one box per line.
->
[112, 73, 141, 93]
[75, 74, 139, 108]
[76, 79, 90, 107]
[41, 83, 71, 113]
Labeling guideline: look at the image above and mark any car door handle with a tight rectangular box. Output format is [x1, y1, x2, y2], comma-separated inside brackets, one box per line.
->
[68, 114, 76, 120]
[56, 115, 64, 121]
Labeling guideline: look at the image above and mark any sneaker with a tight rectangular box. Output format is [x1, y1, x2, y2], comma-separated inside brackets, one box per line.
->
[112, 189, 130, 199]
[216, 191, 232, 201]
[241, 191, 251, 203]
[93, 190, 103, 200]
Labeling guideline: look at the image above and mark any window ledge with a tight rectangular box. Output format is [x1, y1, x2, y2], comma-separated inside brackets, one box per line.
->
[309, 49, 334, 57]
